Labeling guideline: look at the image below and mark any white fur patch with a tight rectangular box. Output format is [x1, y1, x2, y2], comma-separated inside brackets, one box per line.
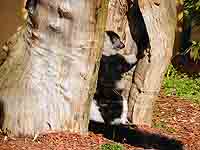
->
[111, 96, 128, 125]
[89, 100, 104, 123]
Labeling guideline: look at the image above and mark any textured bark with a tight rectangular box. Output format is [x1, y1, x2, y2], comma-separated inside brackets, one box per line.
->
[0, 0, 25, 47]
[0, 0, 108, 136]
[106, 0, 176, 126]
[129, 0, 177, 125]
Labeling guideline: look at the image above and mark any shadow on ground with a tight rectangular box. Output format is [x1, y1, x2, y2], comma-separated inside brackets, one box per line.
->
[89, 121, 184, 150]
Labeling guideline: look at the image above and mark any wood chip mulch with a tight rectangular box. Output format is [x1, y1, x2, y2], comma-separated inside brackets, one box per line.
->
[0, 94, 199, 150]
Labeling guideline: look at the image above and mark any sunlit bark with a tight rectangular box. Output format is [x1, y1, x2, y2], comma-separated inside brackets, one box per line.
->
[0, 0, 108, 136]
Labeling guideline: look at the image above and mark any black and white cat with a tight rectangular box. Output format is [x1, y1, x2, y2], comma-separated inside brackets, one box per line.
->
[90, 31, 137, 125]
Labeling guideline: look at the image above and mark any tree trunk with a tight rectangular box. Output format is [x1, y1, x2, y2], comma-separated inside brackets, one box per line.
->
[106, 0, 176, 126]
[0, 0, 108, 136]
[129, 0, 176, 125]
[173, 0, 184, 55]
[0, 0, 25, 47]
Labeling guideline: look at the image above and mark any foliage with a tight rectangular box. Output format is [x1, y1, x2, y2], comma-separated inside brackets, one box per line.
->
[184, 0, 200, 18]
[188, 41, 200, 62]
[163, 64, 200, 104]
[183, 0, 200, 61]
[100, 143, 124, 150]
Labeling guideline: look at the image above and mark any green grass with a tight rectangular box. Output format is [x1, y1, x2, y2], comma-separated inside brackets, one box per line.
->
[163, 64, 200, 104]
[153, 121, 176, 133]
[100, 143, 124, 150]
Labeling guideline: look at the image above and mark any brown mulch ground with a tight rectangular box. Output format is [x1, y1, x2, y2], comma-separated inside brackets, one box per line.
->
[0, 94, 199, 150]
[153, 94, 200, 150]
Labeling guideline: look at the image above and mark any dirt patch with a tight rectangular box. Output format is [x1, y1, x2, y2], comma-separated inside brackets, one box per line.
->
[0, 94, 199, 150]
